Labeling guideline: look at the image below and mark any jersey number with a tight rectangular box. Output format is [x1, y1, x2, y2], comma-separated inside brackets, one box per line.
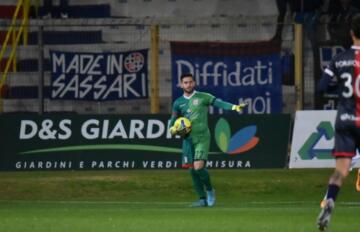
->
[340, 73, 360, 98]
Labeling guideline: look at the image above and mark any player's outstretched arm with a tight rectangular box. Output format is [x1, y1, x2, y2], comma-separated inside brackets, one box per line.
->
[212, 98, 247, 112]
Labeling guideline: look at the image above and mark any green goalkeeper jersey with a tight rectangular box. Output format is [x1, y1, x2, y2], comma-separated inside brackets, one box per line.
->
[169, 91, 234, 143]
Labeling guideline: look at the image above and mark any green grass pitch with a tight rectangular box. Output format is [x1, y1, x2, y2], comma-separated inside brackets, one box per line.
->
[0, 169, 359, 232]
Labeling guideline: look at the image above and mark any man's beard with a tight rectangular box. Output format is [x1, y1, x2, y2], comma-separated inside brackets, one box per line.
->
[184, 88, 194, 94]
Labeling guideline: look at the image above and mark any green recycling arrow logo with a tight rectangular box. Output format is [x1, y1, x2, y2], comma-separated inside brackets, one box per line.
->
[298, 121, 334, 160]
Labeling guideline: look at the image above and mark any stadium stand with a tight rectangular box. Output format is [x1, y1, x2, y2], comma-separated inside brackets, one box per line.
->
[0, 0, 301, 114]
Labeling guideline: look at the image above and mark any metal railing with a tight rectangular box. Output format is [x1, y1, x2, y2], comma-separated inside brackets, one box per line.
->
[0, 0, 31, 111]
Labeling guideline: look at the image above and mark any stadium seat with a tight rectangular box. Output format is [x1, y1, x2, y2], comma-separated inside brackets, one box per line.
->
[0, 30, 103, 45]
[35, 4, 111, 19]
[27, 30, 103, 45]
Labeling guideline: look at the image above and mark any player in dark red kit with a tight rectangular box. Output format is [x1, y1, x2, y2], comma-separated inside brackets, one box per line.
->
[316, 14, 360, 231]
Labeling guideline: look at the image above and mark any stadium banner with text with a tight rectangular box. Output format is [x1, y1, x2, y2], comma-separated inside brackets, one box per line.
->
[50, 50, 148, 101]
[170, 41, 282, 114]
[314, 42, 345, 110]
[289, 110, 360, 168]
[0, 114, 290, 171]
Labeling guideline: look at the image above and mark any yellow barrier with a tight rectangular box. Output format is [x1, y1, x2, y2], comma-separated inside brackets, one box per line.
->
[294, 23, 303, 111]
[150, 24, 160, 114]
[0, 0, 24, 71]
[0, 0, 30, 112]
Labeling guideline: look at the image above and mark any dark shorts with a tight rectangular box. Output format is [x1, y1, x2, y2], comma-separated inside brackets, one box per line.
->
[333, 120, 360, 158]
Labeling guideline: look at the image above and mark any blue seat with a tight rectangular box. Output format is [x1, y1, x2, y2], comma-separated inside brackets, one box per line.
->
[67, 4, 111, 18]
[17, 59, 50, 72]
[35, 4, 111, 19]
[27, 31, 103, 45]
[6, 86, 55, 99]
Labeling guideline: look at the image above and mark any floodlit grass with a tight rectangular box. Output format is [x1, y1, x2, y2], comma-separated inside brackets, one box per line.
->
[0, 169, 359, 231]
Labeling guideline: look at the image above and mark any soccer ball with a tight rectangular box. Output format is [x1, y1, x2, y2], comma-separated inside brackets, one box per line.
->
[174, 117, 191, 135]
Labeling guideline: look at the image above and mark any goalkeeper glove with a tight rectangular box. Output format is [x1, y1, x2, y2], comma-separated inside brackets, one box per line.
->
[177, 127, 191, 137]
[232, 102, 248, 112]
[169, 126, 178, 135]
[169, 126, 191, 137]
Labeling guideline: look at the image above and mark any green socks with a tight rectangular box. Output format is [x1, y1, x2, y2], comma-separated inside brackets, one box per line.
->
[189, 168, 213, 198]
[190, 168, 206, 198]
[196, 168, 213, 191]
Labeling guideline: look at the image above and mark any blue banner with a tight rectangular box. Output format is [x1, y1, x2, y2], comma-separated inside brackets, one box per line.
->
[171, 42, 282, 114]
[50, 50, 148, 101]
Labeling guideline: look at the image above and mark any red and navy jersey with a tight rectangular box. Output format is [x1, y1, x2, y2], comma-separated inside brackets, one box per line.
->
[318, 45, 360, 157]
[318, 45, 360, 127]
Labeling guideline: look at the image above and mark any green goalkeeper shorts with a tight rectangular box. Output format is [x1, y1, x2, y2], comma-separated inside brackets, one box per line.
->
[182, 135, 210, 163]
[193, 139, 210, 160]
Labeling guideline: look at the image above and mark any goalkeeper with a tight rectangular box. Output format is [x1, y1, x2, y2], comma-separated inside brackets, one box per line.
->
[168, 73, 246, 207]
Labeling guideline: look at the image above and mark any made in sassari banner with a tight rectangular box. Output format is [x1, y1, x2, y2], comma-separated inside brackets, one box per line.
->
[170, 41, 282, 114]
[0, 114, 290, 170]
[50, 50, 148, 101]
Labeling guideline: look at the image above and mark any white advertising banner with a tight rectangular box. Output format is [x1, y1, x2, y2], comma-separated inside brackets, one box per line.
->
[289, 110, 360, 168]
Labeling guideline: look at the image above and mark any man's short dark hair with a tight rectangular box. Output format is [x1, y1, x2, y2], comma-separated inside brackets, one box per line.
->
[351, 14, 360, 39]
[180, 73, 195, 81]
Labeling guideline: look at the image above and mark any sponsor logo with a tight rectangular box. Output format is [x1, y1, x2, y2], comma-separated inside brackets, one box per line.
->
[18, 118, 259, 156]
[214, 117, 259, 155]
[298, 121, 333, 160]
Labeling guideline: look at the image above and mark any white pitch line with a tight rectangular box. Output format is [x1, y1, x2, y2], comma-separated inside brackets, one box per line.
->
[0, 200, 359, 207]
